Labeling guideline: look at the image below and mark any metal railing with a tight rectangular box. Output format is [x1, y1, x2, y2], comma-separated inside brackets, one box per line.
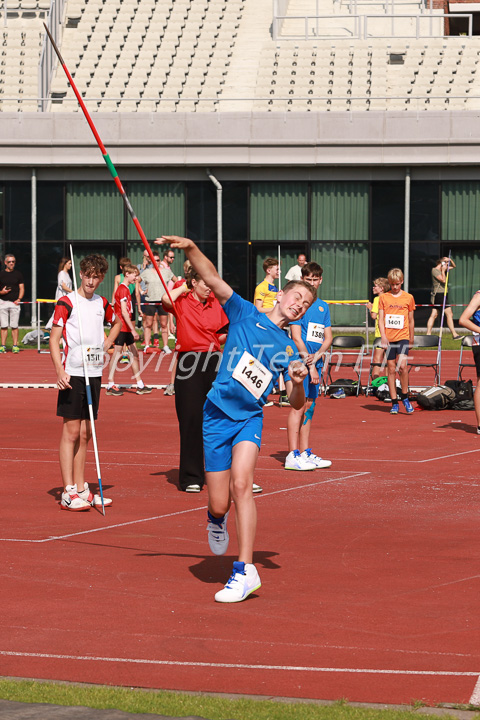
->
[273, 12, 472, 39]
[1, 94, 479, 113]
[38, 0, 65, 111]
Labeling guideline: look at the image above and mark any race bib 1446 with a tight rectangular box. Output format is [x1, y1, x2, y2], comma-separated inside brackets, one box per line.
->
[232, 351, 273, 400]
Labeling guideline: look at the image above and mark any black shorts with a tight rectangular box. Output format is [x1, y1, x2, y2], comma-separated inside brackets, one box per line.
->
[386, 339, 410, 361]
[56, 375, 101, 420]
[141, 302, 167, 317]
[432, 292, 450, 310]
[473, 344, 480, 378]
[114, 330, 135, 347]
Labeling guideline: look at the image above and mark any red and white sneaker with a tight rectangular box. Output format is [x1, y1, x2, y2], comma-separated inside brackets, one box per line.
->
[60, 484, 91, 512]
[77, 482, 113, 508]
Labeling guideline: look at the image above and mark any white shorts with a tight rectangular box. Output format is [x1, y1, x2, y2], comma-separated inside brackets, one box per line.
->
[0, 300, 21, 329]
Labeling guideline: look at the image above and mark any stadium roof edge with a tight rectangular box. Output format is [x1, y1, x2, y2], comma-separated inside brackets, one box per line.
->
[0, 111, 480, 168]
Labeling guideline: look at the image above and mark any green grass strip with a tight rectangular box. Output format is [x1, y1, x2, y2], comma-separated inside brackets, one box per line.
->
[0, 679, 476, 720]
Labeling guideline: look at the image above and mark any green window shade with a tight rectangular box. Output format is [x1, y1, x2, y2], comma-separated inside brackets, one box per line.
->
[311, 242, 369, 325]
[250, 182, 308, 241]
[66, 183, 124, 240]
[311, 182, 369, 241]
[442, 182, 480, 242]
[447, 248, 480, 308]
[126, 182, 185, 275]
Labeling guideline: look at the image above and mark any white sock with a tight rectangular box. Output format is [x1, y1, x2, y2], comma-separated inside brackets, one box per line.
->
[107, 382, 114, 389]
[137, 380, 145, 389]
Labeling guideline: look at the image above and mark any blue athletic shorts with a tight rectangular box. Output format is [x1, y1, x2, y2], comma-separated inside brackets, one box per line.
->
[386, 339, 410, 362]
[203, 398, 263, 472]
[303, 364, 323, 401]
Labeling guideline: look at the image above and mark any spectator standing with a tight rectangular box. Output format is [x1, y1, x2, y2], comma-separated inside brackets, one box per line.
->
[286, 261, 333, 470]
[162, 267, 228, 493]
[285, 253, 307, 282]
[254, 258, 279, 312]
[0, 254, 24, 353]
[49, 254, 122, 511]
[426, 257, 461, 340]
[159, 247, 178, 339]
[366, 276, 390, 380]
[106, 264, 153, 397]
[45, 257, 73, 332]
[378, 268, 415, 415]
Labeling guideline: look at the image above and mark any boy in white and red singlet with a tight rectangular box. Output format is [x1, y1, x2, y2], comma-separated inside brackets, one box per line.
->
[106, 264, 153, 397]
[49, 254, 122, 511]
[378, 267, 415, 416]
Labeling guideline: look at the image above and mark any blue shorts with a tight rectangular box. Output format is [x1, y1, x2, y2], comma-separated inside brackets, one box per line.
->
[203, 398, 263, 472]
[386, 339, 410, 362]
[303, 363, 323, 401]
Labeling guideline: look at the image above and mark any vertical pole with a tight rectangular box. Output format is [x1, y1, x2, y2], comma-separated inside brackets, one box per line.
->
[404, 167, 411, 292]
[31, 168, 37, 326]
[206, 169, 223, 278]
[278, 244, 282, 289]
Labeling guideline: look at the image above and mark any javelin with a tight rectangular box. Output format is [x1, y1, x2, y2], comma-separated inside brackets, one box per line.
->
[43, 23, 174, 308]
[436, 249, 452, 385]
[69, 245, 106, 516]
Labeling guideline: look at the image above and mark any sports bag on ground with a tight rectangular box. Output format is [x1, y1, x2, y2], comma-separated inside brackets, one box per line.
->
[444, 379, 475, 410]
[416, 385, 456, 410]
[326, 378, 361, 396]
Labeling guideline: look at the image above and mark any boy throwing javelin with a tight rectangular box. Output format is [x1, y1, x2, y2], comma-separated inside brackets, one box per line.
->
[378, 267, 415, 415]
[50, 254, 122, 511]
[160, 235, 315, 603]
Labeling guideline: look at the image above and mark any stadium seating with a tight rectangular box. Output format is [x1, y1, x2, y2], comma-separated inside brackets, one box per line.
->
[1, 0, 480, 113]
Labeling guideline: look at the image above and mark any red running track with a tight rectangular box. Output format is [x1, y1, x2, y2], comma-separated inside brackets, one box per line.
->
[0, 350, 479, 707]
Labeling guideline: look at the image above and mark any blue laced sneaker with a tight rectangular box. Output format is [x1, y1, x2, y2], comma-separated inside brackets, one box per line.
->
[390, 402, 399, 415]
[332, 388, 346, 399]
[402, 397, 414, 414]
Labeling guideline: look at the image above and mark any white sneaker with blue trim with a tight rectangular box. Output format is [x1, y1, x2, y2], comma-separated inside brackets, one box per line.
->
[215, 562, 261, 603]
[207, 510, 229, 555]
[301, 449, 332, 469]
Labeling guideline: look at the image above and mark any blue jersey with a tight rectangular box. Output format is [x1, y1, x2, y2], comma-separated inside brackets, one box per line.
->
[206, 292, 299, 421]
[290, 297, 331, 370]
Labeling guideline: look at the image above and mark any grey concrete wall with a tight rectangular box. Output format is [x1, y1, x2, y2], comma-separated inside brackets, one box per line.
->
[1, 111, 480, 174]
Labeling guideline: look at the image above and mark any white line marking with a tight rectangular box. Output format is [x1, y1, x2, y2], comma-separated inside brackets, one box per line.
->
[0, 650, 477, 677]
[469, 675, 480, 704]
[0, 472, 368, 544]
[3, 445, 480, 464]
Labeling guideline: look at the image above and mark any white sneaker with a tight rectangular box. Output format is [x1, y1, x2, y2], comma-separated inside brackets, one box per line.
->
[284, 450, 316, 471]
[185, 484, 201, 493]
[60, 484, 91, 512]
[252, 483, 263, 494]
[215, 562, 261, 603]
[77, 482, 113, 508]
[301, 449, 332, 469]
[207, 510, 229, 555]
[163, 346, 172, 354]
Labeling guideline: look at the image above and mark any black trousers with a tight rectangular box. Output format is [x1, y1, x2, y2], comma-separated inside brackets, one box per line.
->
[174, 351, 221, 490]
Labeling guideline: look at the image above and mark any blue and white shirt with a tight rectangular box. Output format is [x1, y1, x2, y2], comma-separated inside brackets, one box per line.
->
[206, 292, 299, 420]
[290, 297, 331, 370]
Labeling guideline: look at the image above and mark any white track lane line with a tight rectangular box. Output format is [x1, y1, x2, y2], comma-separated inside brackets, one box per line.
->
[470, 676, 480, 704]
[0, 650, 478, 678]
[0, 472, 369, 543]
[3, 446, 480, 463]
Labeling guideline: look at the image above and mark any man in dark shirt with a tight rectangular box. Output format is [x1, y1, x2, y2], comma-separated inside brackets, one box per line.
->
[0, 254, 25, 353]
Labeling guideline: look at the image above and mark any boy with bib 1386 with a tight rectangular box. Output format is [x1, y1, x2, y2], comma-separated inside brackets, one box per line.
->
[378, 268, 415, 415]
[159, 235, 315, 603]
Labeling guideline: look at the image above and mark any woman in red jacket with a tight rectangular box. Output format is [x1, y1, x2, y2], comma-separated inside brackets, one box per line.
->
[162, 269, 228, 493]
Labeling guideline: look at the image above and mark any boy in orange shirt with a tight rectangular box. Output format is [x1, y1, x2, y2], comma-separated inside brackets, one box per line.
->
[378, 268, 415, 415]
